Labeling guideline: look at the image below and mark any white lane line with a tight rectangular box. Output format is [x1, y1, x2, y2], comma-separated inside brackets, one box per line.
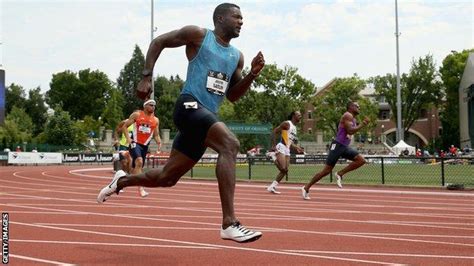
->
[67, 168, 474, 197]
[4, 195, 473, 235]
[6, 203, 474, 248]
[11, 221, 394, 265]
[68, 168, 111, 179]
[2, 179, 474, 235]
[35, 224, 218, 230]
[10, 170, 474, 211]
[2, 168, 470, 262]
[9, 207, 474, 232]
[10, 254, 74, 265]
[69, 168, 111, 172]
[11, 239, 219, 249]
[282, 250, 474, 260]
[4, 174, 474, 217]
[9, 173, 474, 218]
[3, 184, 474, 231]
[341, 232, 474, 239]
[3, 191, 474, 234]
[34, 224, 474, 239]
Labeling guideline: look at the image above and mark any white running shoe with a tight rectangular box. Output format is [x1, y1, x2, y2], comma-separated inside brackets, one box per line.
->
[266, 186, 281, 194]
[139, 187, 149, 197]
[220, 222, 262, 243]
[336, 173, 343, 188]
[301, 187, 311, 200]
[97, 170, 126, 203]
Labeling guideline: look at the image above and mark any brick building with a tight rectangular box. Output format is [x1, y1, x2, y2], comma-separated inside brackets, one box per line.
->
[302, 78, 442, 149]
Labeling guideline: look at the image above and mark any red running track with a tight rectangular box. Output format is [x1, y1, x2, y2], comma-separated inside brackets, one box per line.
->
[0, 165, 473, 265]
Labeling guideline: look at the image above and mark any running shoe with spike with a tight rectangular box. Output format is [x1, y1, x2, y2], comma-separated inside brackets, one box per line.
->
[139, 186, 149, 197]
[301, 186, 311, 200]
[97, 170, 126, 203]
[267, 186, 281, 194]
[220, 222, 262, 243]
[336, 173, 343, 188]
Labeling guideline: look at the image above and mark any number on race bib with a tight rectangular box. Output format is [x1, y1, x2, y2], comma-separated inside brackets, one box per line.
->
[138, 125, 151, 134]
[206, 70, 229, 96]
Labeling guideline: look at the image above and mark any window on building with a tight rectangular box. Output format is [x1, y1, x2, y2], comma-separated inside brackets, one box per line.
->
[308, 128, 312, 134]
[419, 109, 428, 119]
[378, 110, 390, 120]
[307, 110, 312, 119]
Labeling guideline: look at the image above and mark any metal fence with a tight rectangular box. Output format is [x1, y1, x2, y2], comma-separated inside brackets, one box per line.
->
[146, 155, 474, 188]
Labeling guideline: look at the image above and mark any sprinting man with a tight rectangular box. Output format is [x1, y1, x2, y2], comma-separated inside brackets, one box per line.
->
[266, 111, 304, 194]
[302, 101, 369, 200]
[98, 3, 265, 243]
[123, 99, 162, 198]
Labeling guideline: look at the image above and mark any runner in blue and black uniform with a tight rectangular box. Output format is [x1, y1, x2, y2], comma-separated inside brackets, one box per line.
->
[98, 3, 264, 243]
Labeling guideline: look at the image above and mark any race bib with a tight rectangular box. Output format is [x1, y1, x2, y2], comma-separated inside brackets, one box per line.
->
[206, 70, 229, 96]
[138, 125, 151, 134]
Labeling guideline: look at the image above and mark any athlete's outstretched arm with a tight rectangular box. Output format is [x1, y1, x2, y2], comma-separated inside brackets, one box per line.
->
[136, 25, 205, 99]
[143, 25, 205, 73]
[226, 51, 265, 102]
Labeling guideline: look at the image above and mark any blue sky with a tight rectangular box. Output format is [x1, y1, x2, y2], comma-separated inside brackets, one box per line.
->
[1, 0, 472, 93]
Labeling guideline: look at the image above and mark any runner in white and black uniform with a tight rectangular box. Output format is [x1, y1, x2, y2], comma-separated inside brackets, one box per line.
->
[266, 111, 303, 194]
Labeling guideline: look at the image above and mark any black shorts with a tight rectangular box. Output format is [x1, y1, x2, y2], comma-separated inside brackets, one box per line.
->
[326, 140, 359, 166]
[129, 143, 148, 168]
[172, 94, 219, 162]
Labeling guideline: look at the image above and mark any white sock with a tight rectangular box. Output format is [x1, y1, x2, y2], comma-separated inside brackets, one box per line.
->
[271, 181, 279, 188]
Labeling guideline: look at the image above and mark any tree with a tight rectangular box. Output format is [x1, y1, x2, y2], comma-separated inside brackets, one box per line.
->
[439, 49, 474, 148]
[73, 115, 102, 145]
[0, 119, 23, 146]
[372, 54, 443, 139]
[311, 75, 377, 138]
[101, 88, 125, 130]
[217, 63, 315, 151]
[229, 63, 315, 127]
[46, 69, 113, 120]
[0, 106, 33, 145]
[44, 107, 76, 146]
[5, 83, 27, 114]
[25, 87, 48, 136]
[154, 75, 183, 132]
[117, 45, 145, 117]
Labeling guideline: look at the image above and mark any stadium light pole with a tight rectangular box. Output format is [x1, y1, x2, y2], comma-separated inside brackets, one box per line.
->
[150, 0, 155, 100]
[395, 0, 403, 143]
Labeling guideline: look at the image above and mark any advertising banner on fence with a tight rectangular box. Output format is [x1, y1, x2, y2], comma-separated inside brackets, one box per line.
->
[8, 152, 62, 164]
[62, 153, 114, 163]
[63, 153, 80, 163]
[97, 153, 113, 162]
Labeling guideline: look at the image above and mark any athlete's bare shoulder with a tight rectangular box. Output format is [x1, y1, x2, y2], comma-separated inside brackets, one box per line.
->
[342, 111, 354, 120]
[176, 25, 206, 44]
